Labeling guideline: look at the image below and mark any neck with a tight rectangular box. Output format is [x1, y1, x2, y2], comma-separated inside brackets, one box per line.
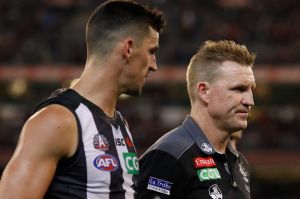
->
[71, 60, 121, 118]
[190, 105, 230, 153]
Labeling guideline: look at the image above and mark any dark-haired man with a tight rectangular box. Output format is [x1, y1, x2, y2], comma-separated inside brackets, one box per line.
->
[0, 1, 165, 198]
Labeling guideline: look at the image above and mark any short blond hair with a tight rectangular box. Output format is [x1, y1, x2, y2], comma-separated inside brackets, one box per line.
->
[187, 40, 256, 102]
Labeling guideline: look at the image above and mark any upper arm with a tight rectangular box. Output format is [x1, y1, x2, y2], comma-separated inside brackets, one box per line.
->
[135, 150, 183, 199]
[0, 104, 77, 199]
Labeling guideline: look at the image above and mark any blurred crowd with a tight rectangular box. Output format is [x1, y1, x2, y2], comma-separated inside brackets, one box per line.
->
[0, 81, 299, 154]
[1, 0, 300, 65]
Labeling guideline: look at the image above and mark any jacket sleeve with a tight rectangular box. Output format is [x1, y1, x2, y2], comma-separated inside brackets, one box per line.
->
[135, 150, 185, 199]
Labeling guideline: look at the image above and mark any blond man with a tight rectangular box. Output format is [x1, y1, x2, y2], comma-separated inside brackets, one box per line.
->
[135, 40, 256, 199]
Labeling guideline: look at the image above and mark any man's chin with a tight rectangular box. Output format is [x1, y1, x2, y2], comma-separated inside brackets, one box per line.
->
[240, 120, 248, 129]
[229, 123, 248, 133]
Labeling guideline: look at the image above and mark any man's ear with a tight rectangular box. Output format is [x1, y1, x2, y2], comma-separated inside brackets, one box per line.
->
[122, 38, 134, 60]
[196, 81, 210, 104]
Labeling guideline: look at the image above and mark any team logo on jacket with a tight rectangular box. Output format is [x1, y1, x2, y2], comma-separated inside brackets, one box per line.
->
[194, 157, 216, 168]
[147, 176, 173, 195]
[208, 184, 223, 199]
[201, 143, 213, 153]
[93, 154, 119, 171]
[93, 134, 109, 151]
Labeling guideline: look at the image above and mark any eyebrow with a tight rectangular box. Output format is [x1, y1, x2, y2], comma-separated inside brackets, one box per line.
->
[231, 82, 256, 89]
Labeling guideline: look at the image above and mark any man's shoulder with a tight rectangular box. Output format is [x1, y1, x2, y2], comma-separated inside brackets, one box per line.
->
[143, 125, 195, 159]
[33, 89, 81, 114]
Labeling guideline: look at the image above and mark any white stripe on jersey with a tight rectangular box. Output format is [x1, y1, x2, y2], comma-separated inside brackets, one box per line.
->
[76, 103, 110, 199]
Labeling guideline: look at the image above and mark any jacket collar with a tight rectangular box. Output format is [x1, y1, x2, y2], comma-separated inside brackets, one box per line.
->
[182, 116, 239, 157]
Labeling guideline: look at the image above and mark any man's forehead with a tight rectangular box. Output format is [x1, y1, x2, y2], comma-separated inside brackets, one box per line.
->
[214, 61, 255, 84]
[147, 26, 159, 40]
[144, 33, 159, 50]
[219, 61, 254, 76]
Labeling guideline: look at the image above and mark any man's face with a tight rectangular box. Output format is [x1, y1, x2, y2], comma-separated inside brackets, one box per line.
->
[206, 61, 256, 132]
[123, 27, 159, 96]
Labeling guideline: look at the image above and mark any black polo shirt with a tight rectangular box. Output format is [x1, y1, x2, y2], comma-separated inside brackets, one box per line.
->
[135, 116, 251, 199]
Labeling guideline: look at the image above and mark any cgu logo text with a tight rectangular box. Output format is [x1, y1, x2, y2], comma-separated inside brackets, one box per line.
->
[197, 168, 221, 182]
[123, 152, 139, 174]
[93, 154, 119, 171]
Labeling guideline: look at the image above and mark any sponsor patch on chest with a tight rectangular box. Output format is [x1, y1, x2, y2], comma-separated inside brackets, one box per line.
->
[194, 157, 216, 168]
[197, 168, 221, 181]
[122, 152, 139, 174]
[147, 176, 173, 195]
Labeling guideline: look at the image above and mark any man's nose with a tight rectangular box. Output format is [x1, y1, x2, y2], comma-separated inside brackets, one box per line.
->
[242, 90, 254, 109]
[149, 55, 157, 72]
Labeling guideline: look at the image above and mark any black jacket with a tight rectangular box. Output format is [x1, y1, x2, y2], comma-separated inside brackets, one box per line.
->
[135, 116, 251, 199]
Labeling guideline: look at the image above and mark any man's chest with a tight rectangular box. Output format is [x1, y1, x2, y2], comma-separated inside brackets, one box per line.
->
[179, 152, 251, 199]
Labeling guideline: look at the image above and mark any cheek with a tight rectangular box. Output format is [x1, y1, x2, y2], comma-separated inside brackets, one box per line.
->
[225, 94, 243, 114]
[210, 91, 235, 111]
[133, 56, 147, 74]
[136, 54, 149, 71]
[208, 92, 224, 112]
[210, 90, 227, 103]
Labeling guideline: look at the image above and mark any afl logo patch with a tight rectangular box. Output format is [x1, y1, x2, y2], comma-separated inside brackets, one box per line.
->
[201, 143, 213, 153]
[93, 134, 109, 151]
[93, 154, 119, 172]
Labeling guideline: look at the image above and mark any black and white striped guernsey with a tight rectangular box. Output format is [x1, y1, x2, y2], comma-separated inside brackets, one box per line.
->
[34, 88, 138, 199]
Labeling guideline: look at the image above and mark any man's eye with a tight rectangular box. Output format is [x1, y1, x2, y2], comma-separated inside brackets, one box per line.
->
[149, 49, 156, 54]
[149, 47, 158, 55]
[233, 87, 246, 92]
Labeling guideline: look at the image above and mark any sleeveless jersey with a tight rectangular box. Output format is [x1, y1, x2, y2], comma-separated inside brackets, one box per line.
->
[33, 88, 138, 199]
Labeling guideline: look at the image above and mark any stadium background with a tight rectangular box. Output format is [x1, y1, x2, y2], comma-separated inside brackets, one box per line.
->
[0, 0, 299, 198]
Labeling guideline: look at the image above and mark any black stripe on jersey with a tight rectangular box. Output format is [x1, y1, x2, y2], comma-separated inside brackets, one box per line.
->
[117, 113, 136, 153]
[84, 101, 126, 199]
[116, 114, 137, 189]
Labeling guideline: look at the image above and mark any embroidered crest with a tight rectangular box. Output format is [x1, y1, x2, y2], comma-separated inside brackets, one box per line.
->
[201, 143, 213, 153]
[93, 134, 109, 151]
[208, 184, 223, 199]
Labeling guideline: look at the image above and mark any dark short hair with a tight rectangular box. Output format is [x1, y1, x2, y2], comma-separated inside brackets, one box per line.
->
[86, 0, 165, 55]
